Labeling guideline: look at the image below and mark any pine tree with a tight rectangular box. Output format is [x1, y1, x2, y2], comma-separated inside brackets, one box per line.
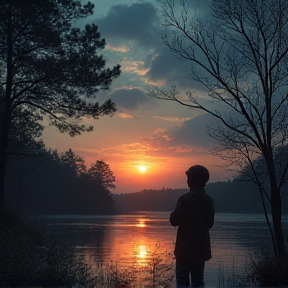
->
[0, 0, 121, 206]
[88, 160, 116, 189]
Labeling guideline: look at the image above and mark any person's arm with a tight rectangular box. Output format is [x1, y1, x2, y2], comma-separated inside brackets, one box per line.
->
[169, 196, 187, 227]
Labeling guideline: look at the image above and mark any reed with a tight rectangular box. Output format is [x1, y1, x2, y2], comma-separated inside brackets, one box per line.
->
[241, 250, 288, 287]
[0, 206, 94, 287]
[217, 249, 288, 288]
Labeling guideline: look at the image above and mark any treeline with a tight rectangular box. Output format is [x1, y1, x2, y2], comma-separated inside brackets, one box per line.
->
[4, 149, 116, 215]
[5, 142, 288, 215]
[113, 181, 288, 214]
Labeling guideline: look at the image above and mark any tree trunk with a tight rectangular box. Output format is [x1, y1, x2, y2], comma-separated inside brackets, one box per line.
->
[0, 3, 13, 209]
[266, 154, 285, 260]
[270, 179, 285, 260]
[0, 118, 9, 207]
[0, 67, 12, 208]
[258, 185, 277, 255]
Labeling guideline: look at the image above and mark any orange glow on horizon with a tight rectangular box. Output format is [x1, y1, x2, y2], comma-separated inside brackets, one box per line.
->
[58, 140, 234, 194]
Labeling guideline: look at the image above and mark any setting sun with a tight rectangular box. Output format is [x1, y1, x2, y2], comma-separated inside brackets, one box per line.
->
[138, 166, 147, 172]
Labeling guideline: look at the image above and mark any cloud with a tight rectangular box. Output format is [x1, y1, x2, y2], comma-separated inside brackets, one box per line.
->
[152, 116, 194, 125]
[92, 2, 210, 92]
[145, 46, 206, 91]
[170, 113, 219, 148]
[106, 44, 130, 53]
[99, 130, 196, 160]
[94, 3, 189, 87]
[109, 88, 151, 111]
[117, 113, 133, 119]
[97, 2, 159, 46]
[186, 0, 212, 16]
[121, 59, 150, 76]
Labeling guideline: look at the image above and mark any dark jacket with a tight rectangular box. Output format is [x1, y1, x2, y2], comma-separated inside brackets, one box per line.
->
[170, 188, 215, 261]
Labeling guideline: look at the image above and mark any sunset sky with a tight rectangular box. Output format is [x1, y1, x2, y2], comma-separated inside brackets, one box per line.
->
[43, 0, 234, 194]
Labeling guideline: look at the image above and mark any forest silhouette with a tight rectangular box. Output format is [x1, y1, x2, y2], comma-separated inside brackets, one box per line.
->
[5, 147, 288, 215]
[114, 182, 288, 214]
[5, 149, 115, 215]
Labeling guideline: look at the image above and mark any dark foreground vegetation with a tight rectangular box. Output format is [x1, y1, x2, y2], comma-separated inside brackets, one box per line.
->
[0, 205, 287, 287]
[0, 206, 94, 287]
[242, 250, 288, 287]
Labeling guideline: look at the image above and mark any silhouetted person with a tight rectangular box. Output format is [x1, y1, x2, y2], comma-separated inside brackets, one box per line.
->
[170, 165, 215, 288]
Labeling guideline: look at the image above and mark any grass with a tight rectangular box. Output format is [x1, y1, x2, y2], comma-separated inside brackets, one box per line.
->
[241, 250, 288, 287]
[217, 250, 288, 288]
[0, 205, 94, 287]
[88, 247, 174, 288]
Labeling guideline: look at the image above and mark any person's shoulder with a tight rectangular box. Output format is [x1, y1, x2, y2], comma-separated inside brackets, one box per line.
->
[205, 193, 214, 201]
[181, 191, 201, 204]
[202, 192, 214, 203]
[207, 193, 215, 203]
[177, 191, 191, 201]
[191, 189, 214, 204]
[204, 193, 215, 209]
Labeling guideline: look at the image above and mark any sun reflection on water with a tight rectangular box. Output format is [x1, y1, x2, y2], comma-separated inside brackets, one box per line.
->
[133, 243, 151, 267]
[134, 244, 150, 258]
[139, 245, 149, 258]
[135, 218, 146, 228]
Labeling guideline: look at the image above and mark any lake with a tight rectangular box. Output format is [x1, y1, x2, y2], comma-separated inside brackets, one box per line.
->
[43, 212, 288, 287]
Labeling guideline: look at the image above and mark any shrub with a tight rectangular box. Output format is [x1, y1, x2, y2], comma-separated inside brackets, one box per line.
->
[0, 206, 93, 287]
[242, 250, 288, 287]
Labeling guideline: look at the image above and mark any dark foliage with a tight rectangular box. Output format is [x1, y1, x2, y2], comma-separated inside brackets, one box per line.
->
[242, 250, 288, 287]
[5, 149, 116, 215]
[0, 0, 121, 206]
[0, 206, 93, 286]
[88, 160, 116, 189]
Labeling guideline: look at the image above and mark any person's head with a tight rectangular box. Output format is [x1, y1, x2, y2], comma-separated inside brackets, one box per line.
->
[186, 165, 209, 188]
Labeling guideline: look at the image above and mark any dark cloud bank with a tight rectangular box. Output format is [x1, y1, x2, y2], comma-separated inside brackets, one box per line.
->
[96, 1, 205, 90]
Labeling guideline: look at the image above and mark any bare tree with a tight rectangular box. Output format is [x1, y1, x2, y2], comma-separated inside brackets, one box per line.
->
[148, 0, 288, 260]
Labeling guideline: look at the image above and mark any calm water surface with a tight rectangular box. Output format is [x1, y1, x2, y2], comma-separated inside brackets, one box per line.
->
[44, 213, 288, 287]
